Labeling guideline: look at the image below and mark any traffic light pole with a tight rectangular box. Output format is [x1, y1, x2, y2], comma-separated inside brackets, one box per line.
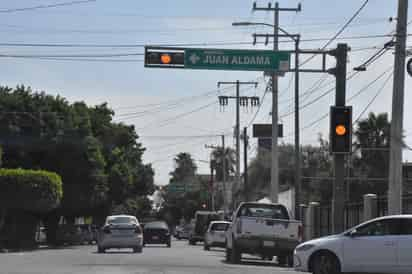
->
[331, 44, 349, 234]
[243, 127, 249, 202]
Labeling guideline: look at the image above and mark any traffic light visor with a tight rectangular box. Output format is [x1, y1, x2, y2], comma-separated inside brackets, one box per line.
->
[335, 125, 347, 136]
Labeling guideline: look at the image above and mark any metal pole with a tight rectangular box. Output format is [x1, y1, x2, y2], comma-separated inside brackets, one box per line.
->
[333, 44, 349, 234]
[243, 127, 249, 202]
[222, 134, 228, 215]
[211, 161, 215, 211]
[388, 0, 408, 215]
[270, 2, 280, 203]
[235, 80, 241, 209]
[294, 36, 301, 219]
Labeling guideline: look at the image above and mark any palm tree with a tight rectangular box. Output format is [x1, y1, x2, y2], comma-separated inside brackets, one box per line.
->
[211, 147, 236, 181]
[353, 112, 390, 196]
[169, 152, 197, 184]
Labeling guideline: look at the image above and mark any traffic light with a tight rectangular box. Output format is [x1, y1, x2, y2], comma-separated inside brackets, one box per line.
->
[144, 48, 185, 68]
[330, 106, 352, 154]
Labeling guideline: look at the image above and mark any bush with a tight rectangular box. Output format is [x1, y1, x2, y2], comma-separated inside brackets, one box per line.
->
[0, 169, 63, 249]
[0, 169, 62, 213]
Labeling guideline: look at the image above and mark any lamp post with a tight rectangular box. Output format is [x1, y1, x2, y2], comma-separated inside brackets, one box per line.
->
[232, 21, 302, 219]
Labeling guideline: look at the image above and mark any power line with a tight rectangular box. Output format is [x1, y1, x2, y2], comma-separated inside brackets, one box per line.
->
[0, 0, 96, 13]
[284, 65, 394, 137]
[0, 53, 143, 58]
[300, 0, 370, 67]
[247, 80, 270, 128]
[354, 71, 394, 124]
[0, 34, 405, 49]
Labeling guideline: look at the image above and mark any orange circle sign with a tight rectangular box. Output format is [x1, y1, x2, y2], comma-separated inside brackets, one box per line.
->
[160, 54, 172, 64]
[335, 125, 347, 136]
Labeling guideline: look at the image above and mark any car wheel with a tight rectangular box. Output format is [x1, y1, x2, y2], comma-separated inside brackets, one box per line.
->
[203, 243, 210, 251]
[167, 242, 171, 248]
[97, 246, 105, 253]
[313, 252, 340, 274]
[230, 242, 241, 264]
[225, 248, 232, 262]
[133, 247, 143, 253]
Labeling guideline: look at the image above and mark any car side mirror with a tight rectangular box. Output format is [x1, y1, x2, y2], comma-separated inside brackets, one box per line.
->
[349, 229, 359, 237]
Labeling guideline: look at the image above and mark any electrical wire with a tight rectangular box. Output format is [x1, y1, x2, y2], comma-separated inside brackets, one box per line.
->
[247, 81, 270, 128]
[0, 0, 96, 13]
[0, 34, 404, 49]
[284, 65, 394, 137]
[300, 0, 370, 67]
[353, 71, 394, 124]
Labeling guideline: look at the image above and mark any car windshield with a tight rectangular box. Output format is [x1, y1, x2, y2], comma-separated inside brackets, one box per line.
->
[238, 204, 289, 219]
[211, 223, 230, 231]
[144, 222, 168, 230]
[2, 1, 410, 273]
[107, 217, 136, 225]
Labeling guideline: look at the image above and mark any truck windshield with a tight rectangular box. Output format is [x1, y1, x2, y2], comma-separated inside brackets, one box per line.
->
[238, 204, 289, 219]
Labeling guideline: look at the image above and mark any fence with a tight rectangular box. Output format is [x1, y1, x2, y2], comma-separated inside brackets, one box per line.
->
[316, 195, 412, 237]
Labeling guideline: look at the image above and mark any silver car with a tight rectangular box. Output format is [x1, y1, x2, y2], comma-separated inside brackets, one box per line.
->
[97, 215, 143, 253]
[204, 221, 231, 250]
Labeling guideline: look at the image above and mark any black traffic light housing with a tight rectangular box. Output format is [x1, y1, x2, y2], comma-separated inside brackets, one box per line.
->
[144, 47, 185, 68]
[330, 106, 352, 154]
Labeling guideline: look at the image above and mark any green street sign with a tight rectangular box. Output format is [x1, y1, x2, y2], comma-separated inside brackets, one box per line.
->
[184, 48, 290, 72]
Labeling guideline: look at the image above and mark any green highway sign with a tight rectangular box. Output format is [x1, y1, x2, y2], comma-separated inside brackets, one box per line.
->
[184, 48, 290, 72]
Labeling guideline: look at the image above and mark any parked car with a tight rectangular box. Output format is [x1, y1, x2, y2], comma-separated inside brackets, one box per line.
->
[294, 214, 412, 274]
[226, 202, 303, 266]
[97, 215, 143, 253]
[143, 221, 171, 247]
[189, 211, 222, 245]
[204, 221, 231, 250]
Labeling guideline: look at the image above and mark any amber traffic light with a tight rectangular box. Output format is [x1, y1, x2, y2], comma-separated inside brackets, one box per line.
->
[335, 125, 347, 136]
[330, 106, 352, 154]
[160, 54, 172, 64]
[145, 48, 185, 68]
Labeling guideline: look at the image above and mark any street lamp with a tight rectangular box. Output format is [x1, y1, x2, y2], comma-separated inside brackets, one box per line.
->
[232, 21, 302, 219]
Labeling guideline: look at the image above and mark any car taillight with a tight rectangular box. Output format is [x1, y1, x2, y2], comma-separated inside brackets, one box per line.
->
[298, 224, 303, 242]
[103, 226, 111, 234]
[236, 220, 242, 234]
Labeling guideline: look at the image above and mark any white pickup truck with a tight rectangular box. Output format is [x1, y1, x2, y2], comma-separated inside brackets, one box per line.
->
[226, 202, 303, 266]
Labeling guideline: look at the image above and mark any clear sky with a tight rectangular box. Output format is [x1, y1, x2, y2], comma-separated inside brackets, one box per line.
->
[1, 0, 412, 185]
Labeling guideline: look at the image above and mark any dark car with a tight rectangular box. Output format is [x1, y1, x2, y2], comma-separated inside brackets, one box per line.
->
[143, 221, 171, 247]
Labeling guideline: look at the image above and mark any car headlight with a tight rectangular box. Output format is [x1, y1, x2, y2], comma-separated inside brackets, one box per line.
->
[295, 244, 315, 252]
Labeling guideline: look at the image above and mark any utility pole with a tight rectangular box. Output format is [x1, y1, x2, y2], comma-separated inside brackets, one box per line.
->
[388, 0, 408, 215]
[243, 127, 249, 202]
[210, 160, 215, 211]
[331, 44, 349, 233]
[218, 81, 258, 209]
[253, 2, 301, 204]
[222, 134, 228, 215]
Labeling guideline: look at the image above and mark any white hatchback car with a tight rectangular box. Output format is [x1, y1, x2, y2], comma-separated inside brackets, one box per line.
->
[294, 215, 412, 274]
[97, 215, 143, 253]
[204, 221, 231, 250]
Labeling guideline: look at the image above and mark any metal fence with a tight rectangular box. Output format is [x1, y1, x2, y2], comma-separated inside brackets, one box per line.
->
[317, 195, 412, 237]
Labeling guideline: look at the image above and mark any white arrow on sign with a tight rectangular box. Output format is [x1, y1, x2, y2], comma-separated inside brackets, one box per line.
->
[189, 53, 200, 64]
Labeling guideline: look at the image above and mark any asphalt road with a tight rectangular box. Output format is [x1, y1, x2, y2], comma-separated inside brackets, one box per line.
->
[0, 240, 302, 274]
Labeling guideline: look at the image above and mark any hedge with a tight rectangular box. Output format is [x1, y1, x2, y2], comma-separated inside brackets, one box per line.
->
[0, 169, 63, 213]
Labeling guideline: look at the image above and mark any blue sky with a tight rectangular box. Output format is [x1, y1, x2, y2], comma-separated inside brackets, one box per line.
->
[1, 0, 412, 184]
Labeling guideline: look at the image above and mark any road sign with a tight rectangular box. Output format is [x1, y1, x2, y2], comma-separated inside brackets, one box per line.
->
[144, 46, 290, 72]
[185, 48, 290, 72]
[253, 124, 283, 138]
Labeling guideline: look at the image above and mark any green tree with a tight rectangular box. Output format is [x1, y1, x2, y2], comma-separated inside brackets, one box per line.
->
[211, 147, 236, 181]
[169, 153, 197, 183]
[352, 112, 391, 197]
